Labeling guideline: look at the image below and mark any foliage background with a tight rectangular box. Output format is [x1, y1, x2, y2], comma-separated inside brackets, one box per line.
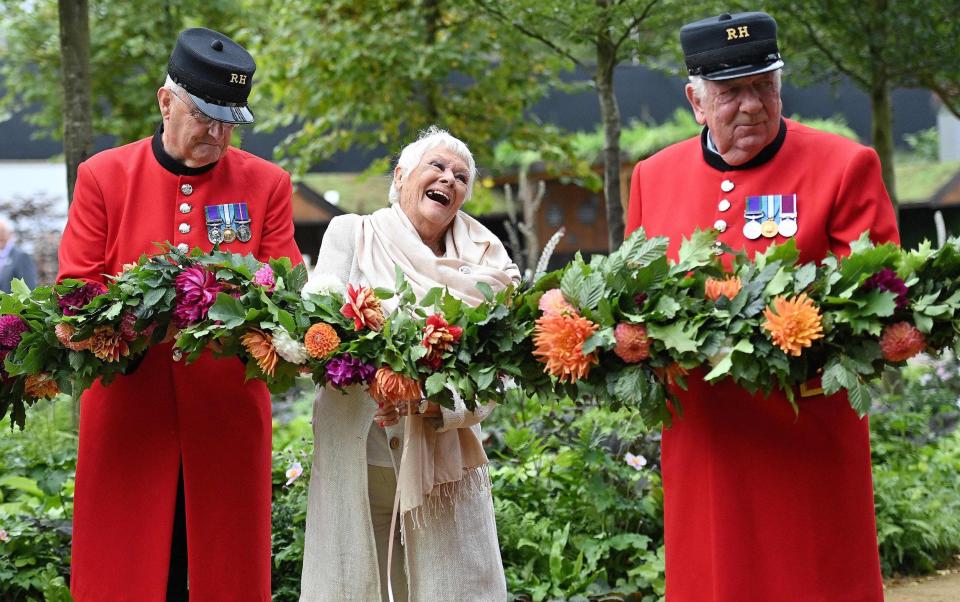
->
[3, 354, 960, 600]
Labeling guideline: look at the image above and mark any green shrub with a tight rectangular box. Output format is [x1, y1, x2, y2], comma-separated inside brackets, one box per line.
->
[870, 352, 960, 575]
[489, 398, 665, 601]
[270, 390, 313, 601]
[0, 400, 75, 601]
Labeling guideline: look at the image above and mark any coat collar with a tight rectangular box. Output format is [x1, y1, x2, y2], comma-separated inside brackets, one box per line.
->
[151, 124, 218, 176]
[700, 118, 787, 172]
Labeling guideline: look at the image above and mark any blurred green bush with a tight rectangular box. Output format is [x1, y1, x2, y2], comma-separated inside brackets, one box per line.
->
[4, 354, 960, 600]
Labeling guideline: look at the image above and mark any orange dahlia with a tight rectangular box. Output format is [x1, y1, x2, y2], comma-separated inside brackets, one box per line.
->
[88, 326, 129, 362]
[614, 322, 651, 363]
[55, 322, 89, 351]
[705, 276, 742, 302]
[532, 312, 599, 383]
[341, 284, 385, 331]
[368, 366, 423, 405]
[241, 329, 279, 376]
[304, 323, 341, 359]
[879, 322, 926, 362]
[762, 293, 824, 356]
[25, 373, 59, 399]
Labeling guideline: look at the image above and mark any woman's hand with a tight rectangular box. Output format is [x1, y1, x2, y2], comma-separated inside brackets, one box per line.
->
[374, 401, 401, 428]
[398, 401, 443, 418]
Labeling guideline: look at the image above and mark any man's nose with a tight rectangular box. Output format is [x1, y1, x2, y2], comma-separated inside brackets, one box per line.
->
[739, 89, 763, 113]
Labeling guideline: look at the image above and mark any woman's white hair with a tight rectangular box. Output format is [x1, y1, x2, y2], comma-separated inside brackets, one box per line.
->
[388, 126, 476, 204]
[688, 69, 782, 99]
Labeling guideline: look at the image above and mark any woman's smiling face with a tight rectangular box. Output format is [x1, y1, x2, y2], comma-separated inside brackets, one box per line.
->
[395, 145, 471, 244]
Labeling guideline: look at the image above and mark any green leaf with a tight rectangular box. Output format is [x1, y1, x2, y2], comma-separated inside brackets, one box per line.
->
[646, 322, 699, 353]
[419, 287, 443, 307]
[763, 267, 792, 297]
[614, 365, 647, 407]
[676, 229, 716, 270]
[582, 327, 615, 355]
[425, 372, 446, 397]
[0, 475, 44, 498]
[10, 278, 31, 299]
[207, 293, 247, 327]
[142, 287, 165, 308]
[847, 380, 871, 416]
[821, 358, 857, 395]
[793, 263, 817, 293]
[475, 282, 495, 302]
[276, 309, 297, 334]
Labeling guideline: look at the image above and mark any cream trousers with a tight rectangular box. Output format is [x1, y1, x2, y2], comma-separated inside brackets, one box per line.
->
[367, 464, 408, 602]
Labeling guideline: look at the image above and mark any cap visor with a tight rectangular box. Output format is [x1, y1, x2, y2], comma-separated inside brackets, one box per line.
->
[188, 93, 255, 124]
[702, 59, 784, 81]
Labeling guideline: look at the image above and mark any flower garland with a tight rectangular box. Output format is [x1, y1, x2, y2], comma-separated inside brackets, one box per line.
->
[2, 230, 959, 431]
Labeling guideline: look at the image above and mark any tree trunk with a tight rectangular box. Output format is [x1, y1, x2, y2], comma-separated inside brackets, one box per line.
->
[595, 9, 623, 252]
[869, 80, 898, 215]
[59, 0, 92, 429]
[422, 0, 441, 123]
[58, 0, 93, 207]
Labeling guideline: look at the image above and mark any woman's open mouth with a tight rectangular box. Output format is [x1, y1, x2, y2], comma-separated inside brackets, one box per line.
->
[425, 190, 451, 206]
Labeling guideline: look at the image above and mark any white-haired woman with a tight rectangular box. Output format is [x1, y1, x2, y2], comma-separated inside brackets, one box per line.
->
[300, 127, 516, 601]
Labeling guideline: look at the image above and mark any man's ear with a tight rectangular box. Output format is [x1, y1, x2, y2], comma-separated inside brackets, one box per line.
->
[393, 165, 404, 190]
[158, 88, 176, 121]
[685, 83, 707, 125]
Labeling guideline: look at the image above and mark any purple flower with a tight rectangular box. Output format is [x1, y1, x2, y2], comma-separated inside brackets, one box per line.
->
[325, 353, 376, 387]
[863, 268, 909, 310]
[0, 315, 28, 349]
[173, 266, 221, 327]
[58, 282, 108, 316]
[253, 265, 276, 291]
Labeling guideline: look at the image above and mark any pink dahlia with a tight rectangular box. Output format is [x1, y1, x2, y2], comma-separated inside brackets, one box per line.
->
[173, 266, 221, 327]
[613, 322, 651, 363]
[0, 315, 28, 349]
[538, 289, 576, 316]
[880, 322, 926, 362]
[253, 264, 276, 291]
[58, 281, 108, 316]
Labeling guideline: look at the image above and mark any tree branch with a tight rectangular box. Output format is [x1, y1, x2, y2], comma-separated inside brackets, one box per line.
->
[471, 0, 585, 69]
[613, 0, 659, 52]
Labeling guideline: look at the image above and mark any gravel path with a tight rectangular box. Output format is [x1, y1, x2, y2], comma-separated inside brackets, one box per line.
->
[885, 568, 960, 601]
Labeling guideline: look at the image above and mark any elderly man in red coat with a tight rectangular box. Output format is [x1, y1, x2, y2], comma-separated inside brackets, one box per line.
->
[59, 28, 302, 601]
[626, 11, 898, 602]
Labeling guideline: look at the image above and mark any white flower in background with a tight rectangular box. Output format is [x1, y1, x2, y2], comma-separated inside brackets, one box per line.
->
[285, 461, 304, 486]
[272, 328, 309, 365]
[0, 528, 9, 543]
[624, 452, 647, 471]
[302, 272, 345, 299]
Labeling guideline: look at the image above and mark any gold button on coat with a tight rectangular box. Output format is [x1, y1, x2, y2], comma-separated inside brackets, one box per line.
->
[179, 203, 192, 214]
[179, 223, 191, 234]
[181, 184, 194, 195]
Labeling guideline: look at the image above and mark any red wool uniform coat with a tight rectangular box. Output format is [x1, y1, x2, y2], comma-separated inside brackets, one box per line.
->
[626, 119, 898, 602]
[59, 131, 302, 602]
